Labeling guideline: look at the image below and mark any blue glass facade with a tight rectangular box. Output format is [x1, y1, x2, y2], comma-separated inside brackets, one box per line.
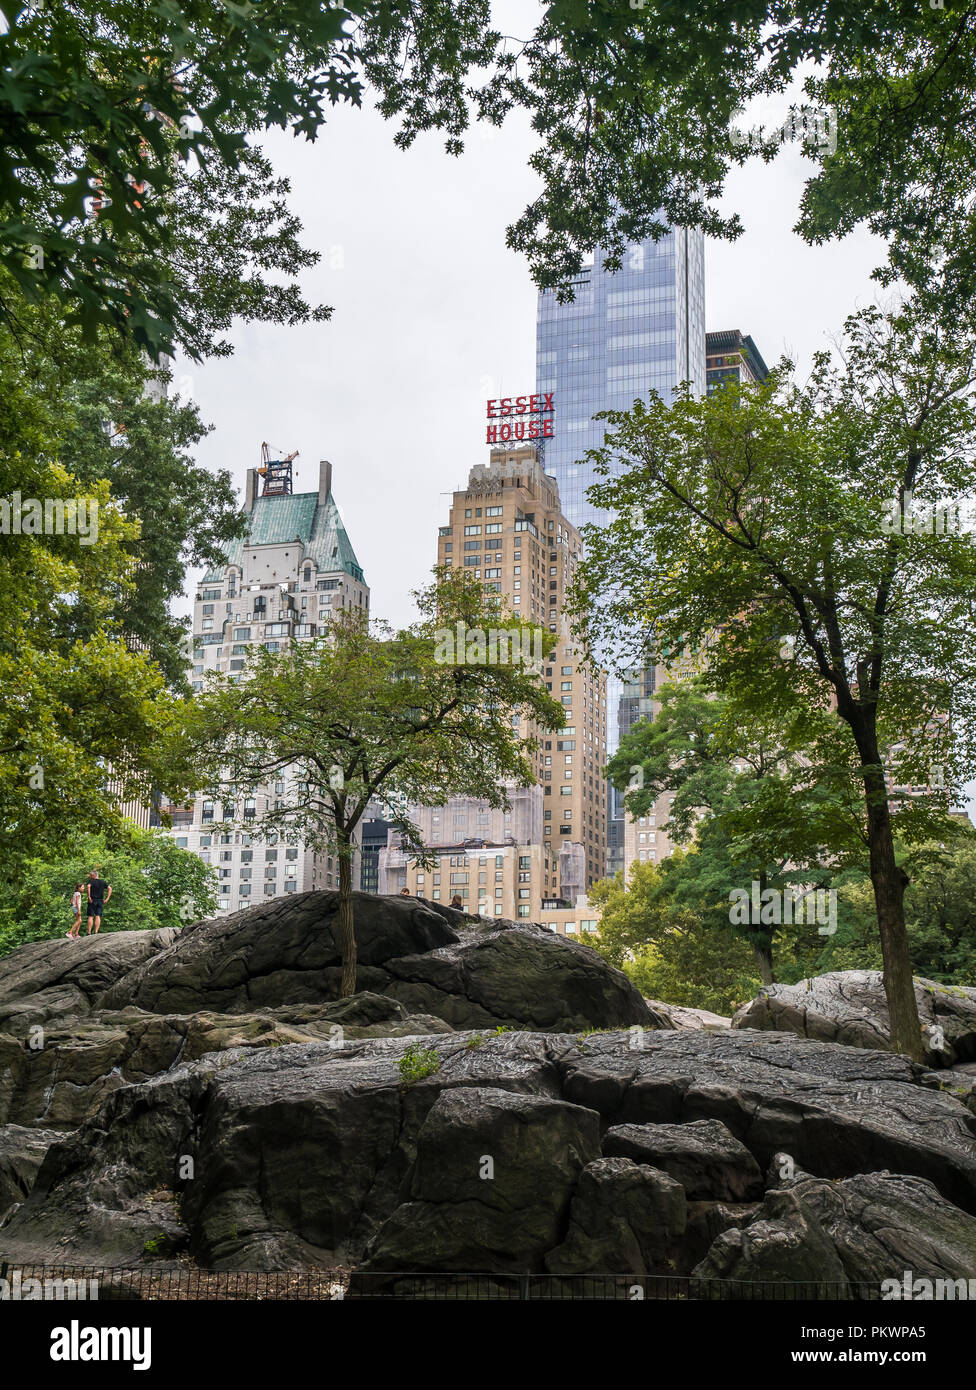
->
[536, 227, 706, 533]
[535, 226, 706, 874]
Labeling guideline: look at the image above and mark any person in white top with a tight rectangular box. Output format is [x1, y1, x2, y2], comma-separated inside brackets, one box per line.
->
[66, 883, 83, 939]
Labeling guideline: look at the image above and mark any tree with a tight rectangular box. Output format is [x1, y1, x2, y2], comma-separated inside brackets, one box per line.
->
[0, 826, 217, 957]
[901, 834, 976, 982]
[0, 293, 246, 684]
[0, 0, 507, 355]
[608, 678, 858, 982]
[503, 1, 976, 320]
[805, 832, 976, 985]
[0, 346, 194, 876]
[10, 1, 975, 358]
[588, 859, 762, 1016]
[570, 304, 976, 1062]
[177, 571, 565, 995]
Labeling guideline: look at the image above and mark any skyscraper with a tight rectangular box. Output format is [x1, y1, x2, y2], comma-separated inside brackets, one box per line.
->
[162, 457, 370, 913]
[378, 443, 608, 931]
[705, 330, 770, 392]
[536, 228, 706, 531]
[535, 227, 707, 876]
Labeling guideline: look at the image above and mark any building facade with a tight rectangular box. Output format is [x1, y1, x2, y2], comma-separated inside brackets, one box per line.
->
[705, 329, 770, 393]
[162, 458, 369, 913]
[535, 226, 707, 878]
[378, 444, 608, 914]
[536, 228, 706, 530]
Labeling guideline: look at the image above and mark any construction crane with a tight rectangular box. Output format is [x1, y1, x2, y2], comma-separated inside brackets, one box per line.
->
[258, 442, 299, 496]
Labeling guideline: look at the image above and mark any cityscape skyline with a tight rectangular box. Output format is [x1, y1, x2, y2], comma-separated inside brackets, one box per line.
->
[172, 89, 885, 641]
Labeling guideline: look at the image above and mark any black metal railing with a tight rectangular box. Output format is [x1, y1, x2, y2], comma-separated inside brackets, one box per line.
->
[0, 1263, 884, 1302]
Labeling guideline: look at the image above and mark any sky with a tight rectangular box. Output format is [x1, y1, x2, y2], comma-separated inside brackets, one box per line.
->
[172, 7, 886, 635]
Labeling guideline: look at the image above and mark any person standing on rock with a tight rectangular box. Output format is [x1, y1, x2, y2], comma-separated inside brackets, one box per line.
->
[450, 893, 463, 909]
[86, 868, 112, 935]
[66, 883, 83, 938]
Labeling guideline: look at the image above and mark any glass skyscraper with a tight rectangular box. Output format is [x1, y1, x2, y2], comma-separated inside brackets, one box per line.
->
[535, 225, 706, 875]
[536, 227, 706, 530]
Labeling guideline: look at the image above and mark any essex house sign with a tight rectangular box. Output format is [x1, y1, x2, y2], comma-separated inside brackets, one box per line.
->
[485, 392, 555, 444]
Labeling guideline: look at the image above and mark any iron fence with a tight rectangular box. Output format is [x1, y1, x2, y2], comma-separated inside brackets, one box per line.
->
[0, 1262, 883, 1301]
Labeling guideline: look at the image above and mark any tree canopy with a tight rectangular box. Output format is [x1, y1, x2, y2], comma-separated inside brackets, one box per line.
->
[607, 678, 847, 980]
[6, 0, 976, 357]
[176, 571, 565, 992]
[0, 826, 217, 957]
[570, 302, 976, 1059]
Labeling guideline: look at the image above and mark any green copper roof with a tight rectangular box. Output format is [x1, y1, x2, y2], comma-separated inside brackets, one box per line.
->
[203, 488, 365, 584]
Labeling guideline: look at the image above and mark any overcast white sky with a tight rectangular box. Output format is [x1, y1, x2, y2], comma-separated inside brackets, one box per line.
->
[174, 7, 886, 633]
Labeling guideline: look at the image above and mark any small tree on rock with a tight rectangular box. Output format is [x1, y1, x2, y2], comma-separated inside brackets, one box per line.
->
[179, 571, 564, 995]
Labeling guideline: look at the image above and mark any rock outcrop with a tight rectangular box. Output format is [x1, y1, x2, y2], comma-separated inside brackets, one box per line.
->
[693, 1161, 976, 1293]
[732, 970, 976, 1067]
[93, 892, 657, 1033]
[0, 901, 974, 1296]
[645, 1000, 731, 1031]
[0, 929, 179, 1031]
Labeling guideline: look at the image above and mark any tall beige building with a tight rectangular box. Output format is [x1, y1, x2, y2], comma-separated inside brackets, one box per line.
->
[380, 444, 608, 921]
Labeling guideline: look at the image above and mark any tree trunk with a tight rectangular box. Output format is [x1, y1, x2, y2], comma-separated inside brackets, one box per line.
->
[752, 868, 774, 984]
[859, 747, 924, 1061]
[337, 836, 357, 998]
[752, 941, 774, 986]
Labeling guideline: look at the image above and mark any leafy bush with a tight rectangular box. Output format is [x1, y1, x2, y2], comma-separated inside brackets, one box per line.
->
[397, 1043, 441, 1085]
[0, 826, 217, 958]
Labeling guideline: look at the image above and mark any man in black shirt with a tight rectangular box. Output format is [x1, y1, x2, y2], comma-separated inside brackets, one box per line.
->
[86, 868, 112, 935]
